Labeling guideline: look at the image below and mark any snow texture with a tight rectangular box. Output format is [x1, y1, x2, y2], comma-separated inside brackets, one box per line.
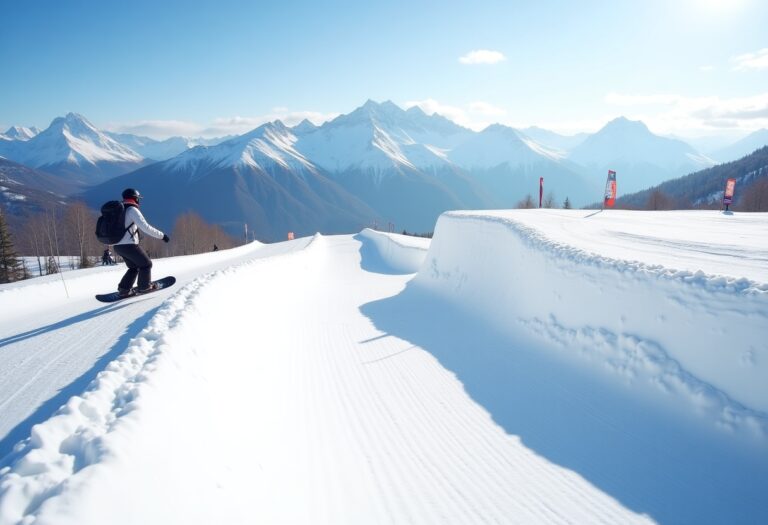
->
[0, 210, 766, 524]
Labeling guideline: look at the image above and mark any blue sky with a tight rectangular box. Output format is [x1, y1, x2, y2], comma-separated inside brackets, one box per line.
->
[1, 0, 766, 138]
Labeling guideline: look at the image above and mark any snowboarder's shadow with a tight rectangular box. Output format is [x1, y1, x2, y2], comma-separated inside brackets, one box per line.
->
[0, 300, 149, 349]
[0, 306, 160, 466]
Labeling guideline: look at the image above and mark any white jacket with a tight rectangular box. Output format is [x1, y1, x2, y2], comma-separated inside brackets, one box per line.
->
[115, 204, 165, 245]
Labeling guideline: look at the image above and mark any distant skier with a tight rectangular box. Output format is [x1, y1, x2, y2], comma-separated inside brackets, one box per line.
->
[113, 188, 170, 297]
[101, 248, 113, 265]
[213, 244, 219, 252]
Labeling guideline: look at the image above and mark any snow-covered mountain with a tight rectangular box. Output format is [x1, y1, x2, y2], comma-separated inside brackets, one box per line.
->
[0, 125, 41, 141]
[82, 121, 380, 241]
[616, 145, 768, 210]
[291, 101, 491, 229]
[568, 117, 715, 194]
[84, 101, 604, 234]
[449, 124, 564, 168]
[291, 119, 318, 135]
[0, 113, 147, 188]
[105, 132, 234, 161]
[448, 124, 598, 205]
[294, 100, 472, 172]
[6, 103, 736, 236]
[0, 158, 70, 227]
[518, 126, 588, 154]
[712, 129, 768, 163]
[290, 101, 600, 214]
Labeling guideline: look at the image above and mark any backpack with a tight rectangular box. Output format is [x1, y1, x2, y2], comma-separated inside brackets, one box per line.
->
[95, 201, 128, 244]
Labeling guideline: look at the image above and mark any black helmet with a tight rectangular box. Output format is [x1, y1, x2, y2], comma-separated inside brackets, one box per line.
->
[122, 188, 142, 201]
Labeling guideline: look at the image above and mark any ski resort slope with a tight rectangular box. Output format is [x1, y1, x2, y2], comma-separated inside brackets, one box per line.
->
[0, 238, 314, 465]
[0, 210, 767, 524]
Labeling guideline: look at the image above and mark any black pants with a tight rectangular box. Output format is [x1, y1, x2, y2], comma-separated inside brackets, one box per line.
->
[114, 244, 153, 291]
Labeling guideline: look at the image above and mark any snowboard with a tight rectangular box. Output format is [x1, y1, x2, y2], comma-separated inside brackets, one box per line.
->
[96, 276, 176, 303]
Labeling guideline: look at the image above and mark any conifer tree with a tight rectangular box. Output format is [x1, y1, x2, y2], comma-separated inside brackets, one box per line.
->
[0, 207, 24, 283]
[563, 197, 572, 209]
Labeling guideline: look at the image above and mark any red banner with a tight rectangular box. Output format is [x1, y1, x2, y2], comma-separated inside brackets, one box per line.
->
[723, 178, 736, 206]
[604, 170, 617, 208]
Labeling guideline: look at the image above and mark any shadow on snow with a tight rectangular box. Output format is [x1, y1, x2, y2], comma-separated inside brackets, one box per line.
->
[0, 305, 160, 466]
[356, 241, 768, 525]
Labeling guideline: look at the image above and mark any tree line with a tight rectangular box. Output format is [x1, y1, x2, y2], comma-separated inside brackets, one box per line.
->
[0, 202, 241, 283]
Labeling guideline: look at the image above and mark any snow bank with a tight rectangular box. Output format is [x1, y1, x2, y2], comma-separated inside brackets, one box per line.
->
[356, 228, 429, 273]
[414, 211, 768, 433]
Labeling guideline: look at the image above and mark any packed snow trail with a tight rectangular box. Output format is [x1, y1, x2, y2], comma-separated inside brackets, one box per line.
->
[1, 211, 766, 524]
[0, 233, 652, 524]
[0, 238, 312, 464]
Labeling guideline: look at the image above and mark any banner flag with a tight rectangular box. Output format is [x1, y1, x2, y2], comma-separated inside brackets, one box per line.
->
[539, 177, 544, 208]
[723, 178, 736, 206]
[604, 170, 617, 208]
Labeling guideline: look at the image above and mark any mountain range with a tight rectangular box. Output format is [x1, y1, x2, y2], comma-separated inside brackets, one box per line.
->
[568, 117, 715, 194]
[2, 101, 766, 240]
[0, 158, 69, 229]
[0, 113, 148, 188]
[615, 146, 768, 211]
[712, 129, 768, 164]
[104, 132, 235, 161]
[0, 126, 41, 141]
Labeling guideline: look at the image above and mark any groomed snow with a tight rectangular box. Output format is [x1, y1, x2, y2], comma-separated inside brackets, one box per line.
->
[1, 211, 766, 524]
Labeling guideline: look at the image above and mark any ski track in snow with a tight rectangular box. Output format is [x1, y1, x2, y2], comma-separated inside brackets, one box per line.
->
[1, 211, 767, 524]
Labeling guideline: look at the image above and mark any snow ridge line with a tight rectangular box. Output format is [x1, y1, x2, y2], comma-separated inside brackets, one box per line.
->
[420, 212, 768, 434]
[357, 229, 429, 273]
[444, 211, 768, 294]
[0, 235, 323, 525]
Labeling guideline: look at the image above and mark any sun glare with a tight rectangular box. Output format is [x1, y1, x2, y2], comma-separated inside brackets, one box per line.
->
[698, 0, 745, 12]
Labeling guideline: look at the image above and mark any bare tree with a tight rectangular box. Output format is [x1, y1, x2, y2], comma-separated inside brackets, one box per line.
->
[64, 201, 99, 268]
[543, 192, 556, 208]
[18, 214, 48, 276]
[646, 189, 673, 210]
[516, 194, 535, 209]
[739, 178, 768, 212]
[170, 212, 238, 256]
[18, 208, 64, 275]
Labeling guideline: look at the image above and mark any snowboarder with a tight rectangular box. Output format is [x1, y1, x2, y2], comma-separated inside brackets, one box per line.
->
[213, 244, 219, 251]
[113, 188, 170, 297]
[101, 248, 113, 265]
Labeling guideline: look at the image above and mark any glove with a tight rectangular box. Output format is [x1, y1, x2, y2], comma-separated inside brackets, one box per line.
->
[162, 234, 170, 243]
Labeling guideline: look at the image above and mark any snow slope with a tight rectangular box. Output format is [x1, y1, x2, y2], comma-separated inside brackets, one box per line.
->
[1, 212, 766, 524]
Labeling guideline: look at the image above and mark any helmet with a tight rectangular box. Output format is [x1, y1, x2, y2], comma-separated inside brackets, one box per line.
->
[122, 188, 142, 201]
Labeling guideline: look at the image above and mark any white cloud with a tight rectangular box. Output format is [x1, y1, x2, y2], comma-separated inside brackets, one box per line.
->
[468, 101, 507, 117]
[404, 98, 511, 130]
[604, 93, 682, 106]
[404, 98, 471, 126]
[603, 91, 768, 134]
[107, 120, 205, 139]
[458, 49, 506, 65]
[732, 48, 768, 71]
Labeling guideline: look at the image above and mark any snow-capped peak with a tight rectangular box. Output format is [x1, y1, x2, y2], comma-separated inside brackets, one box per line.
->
[2, 125, 39, 141]
[292, 119, 318, 135]
[0, 112, 145, 171]
[35, 112, 144, 166]
[569, 116, 714, 168]
[289, 100, 473, 172]
[166, 120, 316, 174]
[448, 123, 564, 168]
